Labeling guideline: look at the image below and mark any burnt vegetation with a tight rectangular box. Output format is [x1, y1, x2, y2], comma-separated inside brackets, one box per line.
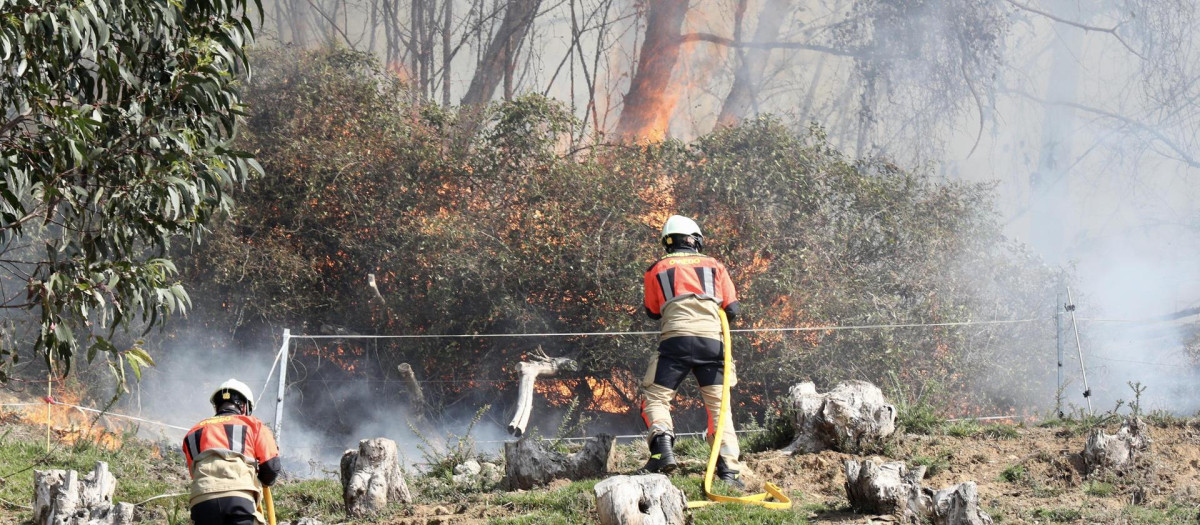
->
[174, 48, 1058, 440]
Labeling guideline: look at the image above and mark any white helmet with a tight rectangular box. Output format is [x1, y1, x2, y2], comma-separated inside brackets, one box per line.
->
[661, 215, 703, 250]
[211, 378, 255, 414]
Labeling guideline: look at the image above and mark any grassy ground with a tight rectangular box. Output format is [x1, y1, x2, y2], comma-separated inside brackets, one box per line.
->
[3, 406, 1200, 524]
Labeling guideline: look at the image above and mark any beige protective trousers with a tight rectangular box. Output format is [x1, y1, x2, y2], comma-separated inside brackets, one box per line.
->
[640, 350, 743, 471]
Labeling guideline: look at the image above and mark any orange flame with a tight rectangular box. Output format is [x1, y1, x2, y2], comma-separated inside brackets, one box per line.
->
[14, 388, 124, 450]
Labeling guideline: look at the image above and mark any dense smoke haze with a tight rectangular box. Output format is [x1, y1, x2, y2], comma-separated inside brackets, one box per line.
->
[236, 1, 1199, 412]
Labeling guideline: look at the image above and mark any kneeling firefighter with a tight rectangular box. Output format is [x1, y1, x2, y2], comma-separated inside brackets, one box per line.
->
[183, 379, 282, 525]
[639, 215, 746, 489]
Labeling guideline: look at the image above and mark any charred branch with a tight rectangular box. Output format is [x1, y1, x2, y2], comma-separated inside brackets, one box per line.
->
[679, 32, 862, 58]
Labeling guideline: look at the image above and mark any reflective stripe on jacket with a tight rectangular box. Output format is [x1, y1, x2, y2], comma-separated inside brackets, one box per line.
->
[182, 414, 279, 504]
[644, 252, 739, 338]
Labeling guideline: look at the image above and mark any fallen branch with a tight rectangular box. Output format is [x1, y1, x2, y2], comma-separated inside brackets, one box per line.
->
[507, 347, 578, 437]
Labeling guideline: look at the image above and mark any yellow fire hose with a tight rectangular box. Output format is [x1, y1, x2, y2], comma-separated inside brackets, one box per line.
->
[263, 485, 277, 525]
[686, 309, 792, 510]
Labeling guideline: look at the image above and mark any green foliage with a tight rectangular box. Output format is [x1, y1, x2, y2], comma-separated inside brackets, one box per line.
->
[979, 423, 1021, 440]
[739, 401, 798, 453]
[1032, 507, 1084, 522]
[891, 374, 948, 434]
[0, 413, 185, 522]
[491, 479, 598, 524]
[911, 450, 953, 477]
[0, 0, 261, 383]
[272, 478, 344, 522]
[1120, 499, 1200, 524]
[673, 434, 712, 458]
[1083, 480, 1115, 497]
[945, 420, 981, 437]
[1000, 464, 1027, 484]
[411, 404, 491, 482]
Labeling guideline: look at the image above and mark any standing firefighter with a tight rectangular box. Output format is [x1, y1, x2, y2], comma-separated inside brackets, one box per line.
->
[183, 379, 282, 525]
[639, 215, 746, 489]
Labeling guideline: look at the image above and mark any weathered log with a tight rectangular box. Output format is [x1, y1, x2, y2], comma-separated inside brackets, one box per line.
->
[784, 380, 896, 454]
[507, 347, 579, 436]
[1084, 416, 1151, 474]
[395, 363, 427, 417]
[594, 474, 688, 525]
[929, 481, 993, 525]
[340, 438, 412, 517]
[844, 458, 926, 519]
[504, 434, 616, 490]
[33, 461, 134, 525]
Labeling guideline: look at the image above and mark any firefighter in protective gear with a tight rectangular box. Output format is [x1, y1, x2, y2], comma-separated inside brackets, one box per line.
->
[183, 379, 282, 525]
[639, 215, 746, 489]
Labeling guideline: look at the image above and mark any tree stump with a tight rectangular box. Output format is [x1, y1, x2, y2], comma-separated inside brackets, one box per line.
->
[507, 347, 579, 436]
[843, 458, 925, 520]
[594, 474, 688, 525]
[33, 461, 134, 525]
[504, 434, 616, 490]
[785, 380, 896, 454]
[340, 438, 412, 517]
[1084, 416, 1151, 474]
[929, 481, 993, 525]
[844, 459, 993, 524]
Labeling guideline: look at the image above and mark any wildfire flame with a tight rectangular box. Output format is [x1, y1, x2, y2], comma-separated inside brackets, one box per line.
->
[14, 388, 124, 450]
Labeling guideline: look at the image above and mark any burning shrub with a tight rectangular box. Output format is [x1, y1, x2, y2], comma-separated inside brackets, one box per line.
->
[176, 47, 1056, 445]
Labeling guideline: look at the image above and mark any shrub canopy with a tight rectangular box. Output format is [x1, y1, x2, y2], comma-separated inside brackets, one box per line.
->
[181, 48, 1057, 434]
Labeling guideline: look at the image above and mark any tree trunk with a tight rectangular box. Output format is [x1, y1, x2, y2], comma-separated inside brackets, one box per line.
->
[613, 0, 690, 142]
[34, 462, 134, 525]
[594, 474, 688, 525]
[1029, 0, 1084, 261]
[504, 434, 616, 489]
[715, 0, 790, 128]
[340, 438, 412, 517]
[460, 0, 543, 106]
[442, 0, 453, 106]
[288, 0, 310, 46]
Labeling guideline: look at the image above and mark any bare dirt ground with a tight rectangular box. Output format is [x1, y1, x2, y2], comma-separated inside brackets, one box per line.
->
[378, 419, 1200, 524]
[748, 420, 1200, 523]
[5, 392, 1199, 525]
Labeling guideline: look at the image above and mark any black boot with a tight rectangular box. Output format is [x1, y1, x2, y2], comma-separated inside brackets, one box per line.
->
[716, 457, 745, 490]
[639, 434, 677, 474]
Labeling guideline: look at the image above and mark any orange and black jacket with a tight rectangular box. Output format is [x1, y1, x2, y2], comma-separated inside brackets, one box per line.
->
[643, 249, 740, 321]
[182, 409, 281, 503]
